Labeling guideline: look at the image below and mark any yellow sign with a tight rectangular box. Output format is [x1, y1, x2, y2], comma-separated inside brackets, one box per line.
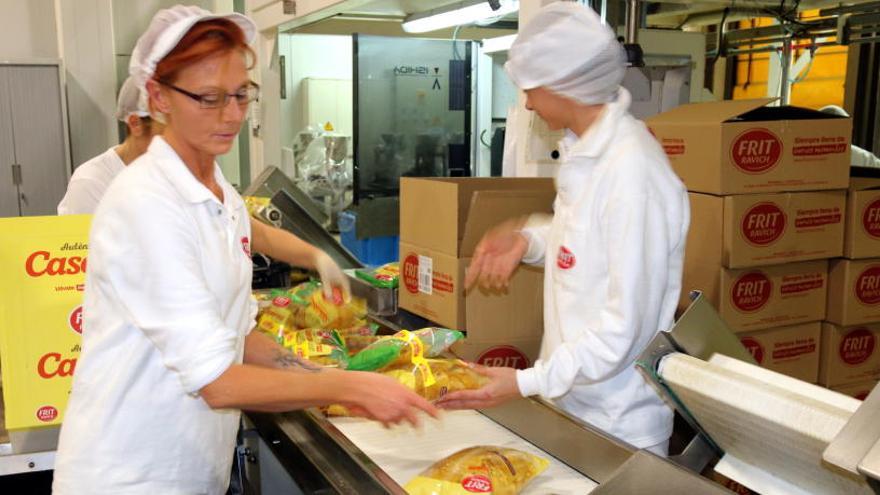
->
[0, 215, 90, 430]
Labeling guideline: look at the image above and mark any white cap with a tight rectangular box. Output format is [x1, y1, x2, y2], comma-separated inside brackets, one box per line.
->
[505, 2, 625, 105]
[129, 5, 256, 89]
[115, 76, 150, 122]
[819, 105, 849, 117]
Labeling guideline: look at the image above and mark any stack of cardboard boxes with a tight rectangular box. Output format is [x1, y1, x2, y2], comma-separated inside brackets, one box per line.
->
[821, 177, 880, 398]
[649, 99, 851, 384]
[397, 177, 555, 370]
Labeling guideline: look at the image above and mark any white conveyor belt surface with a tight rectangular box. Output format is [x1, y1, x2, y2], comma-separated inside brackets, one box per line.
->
[329, 410, 599, 494]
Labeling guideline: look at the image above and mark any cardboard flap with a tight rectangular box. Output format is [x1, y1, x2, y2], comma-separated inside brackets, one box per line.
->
[850, 177, 880, 191]
[460, 190, 555, 256]
[648, 98, 776, 125]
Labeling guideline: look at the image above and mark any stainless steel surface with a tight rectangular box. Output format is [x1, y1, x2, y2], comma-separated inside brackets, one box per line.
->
[669, 291, 757, 364]
[824, 382, 880, 477]
[779, 37, 792, 105]
[243, 166, 362, 269]
[591, 451, 733, 495]
[479, 397, 633, 484]
[346, 269, 398, 316]
[626, 0, 640, 44]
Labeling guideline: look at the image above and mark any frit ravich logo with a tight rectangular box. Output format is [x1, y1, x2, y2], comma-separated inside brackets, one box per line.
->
[855, 265, 880, 305]
[740, 337, 765, 364]
[731, 272, 772, 312]
[69, 306, 83, 335]
[241, 236, 251, 256]
[862, 197, 880, 239]
[36, 406, 58, 422]
[741, 202, 786, 246]
[731, 128, 782, 174]
[557, 246, 576, 270]
[839, 328, 875, 365]
[403, 254, 420, 294]
[461, 475, 492, 493]
[476, 346, 531, 370]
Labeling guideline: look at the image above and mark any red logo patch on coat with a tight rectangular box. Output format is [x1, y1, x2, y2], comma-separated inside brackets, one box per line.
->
[241, 236, 251, 256]
[557, 246, 576, 269]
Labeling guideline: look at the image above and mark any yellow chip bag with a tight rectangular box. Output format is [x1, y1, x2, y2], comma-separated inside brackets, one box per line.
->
[405, 446, 549, 495]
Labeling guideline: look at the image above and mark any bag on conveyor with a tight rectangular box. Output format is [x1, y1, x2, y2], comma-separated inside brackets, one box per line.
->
[288, 280, 367, 329]
[345, 328, 464, 372]
[404, 446, 549, 495]
[277, 327, 349, 367]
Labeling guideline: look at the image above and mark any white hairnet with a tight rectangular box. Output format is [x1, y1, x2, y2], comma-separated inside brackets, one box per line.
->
[129, 5, 256, 89]
[115, 76, 149, 122]
[505, 2, 625, 105]
[819, 105, 849, 117]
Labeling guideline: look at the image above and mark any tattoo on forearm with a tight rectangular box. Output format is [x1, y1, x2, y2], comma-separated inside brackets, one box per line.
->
[274, 350, 323, 372]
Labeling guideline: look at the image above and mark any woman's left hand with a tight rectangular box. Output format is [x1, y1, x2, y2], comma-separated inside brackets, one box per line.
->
[434, 364, 521, 410]
[313, 251, 351, 302]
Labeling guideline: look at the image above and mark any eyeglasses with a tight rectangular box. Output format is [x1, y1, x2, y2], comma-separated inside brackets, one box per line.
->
[159, 81, 260, 109]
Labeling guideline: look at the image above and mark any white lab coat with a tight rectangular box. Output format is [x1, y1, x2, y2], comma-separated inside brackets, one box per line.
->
[517, 88, 689, 449]
[53, 137, 257, 495]
[57, 147, 126, 215]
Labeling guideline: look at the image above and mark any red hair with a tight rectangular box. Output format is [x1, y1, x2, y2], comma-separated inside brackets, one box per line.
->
[154, 18, 255, 83]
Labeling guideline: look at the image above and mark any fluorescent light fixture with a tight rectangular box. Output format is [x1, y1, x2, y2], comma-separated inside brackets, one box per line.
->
[481, 33, 516, 53]
[402, 0, 519, 34]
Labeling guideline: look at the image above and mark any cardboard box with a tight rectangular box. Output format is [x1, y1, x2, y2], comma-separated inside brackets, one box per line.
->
[647, 99, 850, 195]
[687, 191, 845, 269]
[682, 259, 827, 332]
[826, 258, 880, 326]
[399, 178, 555, 342]
[831, 378, 878, 401]
[738, 322, 822, 383]
[819, 322, 880, 387]
[451, 338, 542, 371]
[844, 178, 880, 259]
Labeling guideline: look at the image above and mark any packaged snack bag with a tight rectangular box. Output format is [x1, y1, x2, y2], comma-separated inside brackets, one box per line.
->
[346, 328, 464, 372]
[382, 358, 488, 402]
[355, 262, 400, 289]
[278, 328, 348, 367]
[405, 446, 549, 495]
[288, 281, 367, 329]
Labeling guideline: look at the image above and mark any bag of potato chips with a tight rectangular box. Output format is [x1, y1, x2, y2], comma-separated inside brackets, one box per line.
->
[355, 262, 400, 289]
[278, 327, 349, 367]
[346, 328, 463, 372]
[405, 446, 549, 495]
[288, 281, 367, 329]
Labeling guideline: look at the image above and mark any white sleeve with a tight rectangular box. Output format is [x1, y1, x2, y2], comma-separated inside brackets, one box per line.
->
[57, 178, 104, 215]
[519, 213, 553, 265]
[852, 145, 880, 169]
[96, 192, 238, 394]
[516, 192, 675, 399]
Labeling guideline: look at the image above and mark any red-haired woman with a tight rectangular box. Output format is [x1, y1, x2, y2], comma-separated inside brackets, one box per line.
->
[53, 7, 437, 494]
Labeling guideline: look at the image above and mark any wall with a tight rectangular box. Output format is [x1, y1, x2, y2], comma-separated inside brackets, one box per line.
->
[0, 0, 59, 60]
[278, 34, 352, 151]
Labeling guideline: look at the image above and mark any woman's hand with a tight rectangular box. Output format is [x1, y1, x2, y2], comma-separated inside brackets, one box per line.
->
[342, 371, 440, 428]
[434, 364, 521, 410]
[465, 219, 530, 291]
[312, 251, 351, 301]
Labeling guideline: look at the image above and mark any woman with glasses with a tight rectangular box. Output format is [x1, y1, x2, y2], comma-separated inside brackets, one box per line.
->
[53, 6, 437, 494]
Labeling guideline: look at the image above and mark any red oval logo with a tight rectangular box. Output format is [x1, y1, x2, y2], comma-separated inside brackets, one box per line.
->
[731, 128, 782, 174]
[741, 202, 786, 246]
[839, 328, 875, 365]
[862, 198, 880, 239]
[272, 296, 291, 308]
[403, 254, 420, 294]
[731, 272, 772, 313]
[740, 337, 765, 364]
[241, 236, 251, 256]
[36, 406, 58, 422]
[461, 475, 492, 493]
[557, 246, 576, 270]
[855, 265, 880, 305]
[68, 305, 83, 335]
[476, 345, 531, 370]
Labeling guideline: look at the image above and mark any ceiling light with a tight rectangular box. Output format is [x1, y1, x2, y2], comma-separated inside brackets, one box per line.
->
[402, 0, 519, 34]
